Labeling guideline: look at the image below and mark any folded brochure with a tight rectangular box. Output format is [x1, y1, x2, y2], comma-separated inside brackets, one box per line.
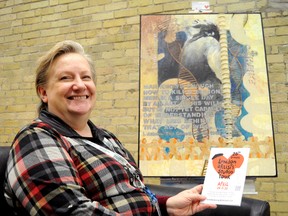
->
[201, 147, 250, 206]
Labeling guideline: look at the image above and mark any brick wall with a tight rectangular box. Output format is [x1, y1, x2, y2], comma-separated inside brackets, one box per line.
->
[0, 0, 287, 215]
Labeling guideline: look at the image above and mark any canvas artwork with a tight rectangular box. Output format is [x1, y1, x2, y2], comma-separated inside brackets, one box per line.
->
[139, 13, 277, 177]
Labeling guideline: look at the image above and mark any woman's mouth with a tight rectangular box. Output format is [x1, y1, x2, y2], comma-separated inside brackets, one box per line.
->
[68, 95, 88, 100]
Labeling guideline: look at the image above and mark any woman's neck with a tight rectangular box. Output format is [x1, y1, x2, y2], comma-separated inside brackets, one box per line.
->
[69, 119, 92, 137]
[75, 125, 92, 137]
[62, 114, 92, 137]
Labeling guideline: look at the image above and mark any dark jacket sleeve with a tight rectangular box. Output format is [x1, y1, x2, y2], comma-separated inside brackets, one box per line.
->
[157, 195, 170, 216]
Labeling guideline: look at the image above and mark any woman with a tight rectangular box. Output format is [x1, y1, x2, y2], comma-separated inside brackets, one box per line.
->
[4, 40, 216, 215]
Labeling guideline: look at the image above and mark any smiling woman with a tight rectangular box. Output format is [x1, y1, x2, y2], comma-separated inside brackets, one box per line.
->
[35, 41, 97, 113]
[4, 40, 217, 216]
[37, 52, 97, 136]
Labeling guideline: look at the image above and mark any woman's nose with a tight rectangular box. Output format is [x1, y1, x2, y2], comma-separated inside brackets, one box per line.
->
[72, 77, 86, 90]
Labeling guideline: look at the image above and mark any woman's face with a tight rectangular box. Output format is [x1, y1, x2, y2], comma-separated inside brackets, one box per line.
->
[38, 53, 96, 122]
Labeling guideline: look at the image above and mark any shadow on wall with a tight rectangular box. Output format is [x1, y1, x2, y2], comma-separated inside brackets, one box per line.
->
[268, 0, 288, 10]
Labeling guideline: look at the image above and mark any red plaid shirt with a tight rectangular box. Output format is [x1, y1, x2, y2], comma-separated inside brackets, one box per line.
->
[5, 110, 168, 215]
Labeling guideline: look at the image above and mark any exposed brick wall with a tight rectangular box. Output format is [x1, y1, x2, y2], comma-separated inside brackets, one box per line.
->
[0, 0, 287, 215]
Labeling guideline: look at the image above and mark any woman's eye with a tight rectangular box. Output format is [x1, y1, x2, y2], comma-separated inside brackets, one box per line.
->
[83, 76, 92, 80]
[60, 76, 71, 80]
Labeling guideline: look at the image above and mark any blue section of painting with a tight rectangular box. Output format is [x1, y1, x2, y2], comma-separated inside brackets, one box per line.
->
[227, 31, 253, 140]
[158, 126, 185, 142]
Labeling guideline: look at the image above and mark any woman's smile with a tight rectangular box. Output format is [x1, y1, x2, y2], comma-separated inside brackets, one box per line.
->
[68, 95, 89, 100]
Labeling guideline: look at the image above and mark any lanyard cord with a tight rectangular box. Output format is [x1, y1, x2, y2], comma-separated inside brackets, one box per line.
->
[64, 137, 162, 216]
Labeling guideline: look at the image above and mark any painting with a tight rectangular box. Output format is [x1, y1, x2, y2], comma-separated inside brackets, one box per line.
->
[139, 13, 277, 177]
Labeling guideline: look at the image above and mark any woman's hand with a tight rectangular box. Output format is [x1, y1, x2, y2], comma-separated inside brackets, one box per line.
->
[166, 184, 217, 216]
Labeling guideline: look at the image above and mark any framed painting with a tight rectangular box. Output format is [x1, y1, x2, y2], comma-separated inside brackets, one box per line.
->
[138, 13, 277, 177]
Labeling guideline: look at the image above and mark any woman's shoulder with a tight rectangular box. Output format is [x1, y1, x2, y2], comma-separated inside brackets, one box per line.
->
[12, 119, 72, 151]
[15, 119, 61, 141]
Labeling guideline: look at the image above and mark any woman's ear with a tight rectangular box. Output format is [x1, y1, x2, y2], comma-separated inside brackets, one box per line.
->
[38, 86, 48, 103]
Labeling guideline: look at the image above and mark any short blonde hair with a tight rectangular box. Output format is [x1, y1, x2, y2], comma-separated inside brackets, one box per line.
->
[35, 40, 96, 114]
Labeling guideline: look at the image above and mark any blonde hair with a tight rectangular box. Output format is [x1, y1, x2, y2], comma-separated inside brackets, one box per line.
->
[35, 40, 96, 114]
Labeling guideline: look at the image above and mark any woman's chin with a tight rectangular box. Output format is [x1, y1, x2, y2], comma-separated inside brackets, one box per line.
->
[69, 107, 92, 116]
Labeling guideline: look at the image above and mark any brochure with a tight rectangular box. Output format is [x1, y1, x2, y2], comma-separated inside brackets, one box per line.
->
[201, 148, 250, 206]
